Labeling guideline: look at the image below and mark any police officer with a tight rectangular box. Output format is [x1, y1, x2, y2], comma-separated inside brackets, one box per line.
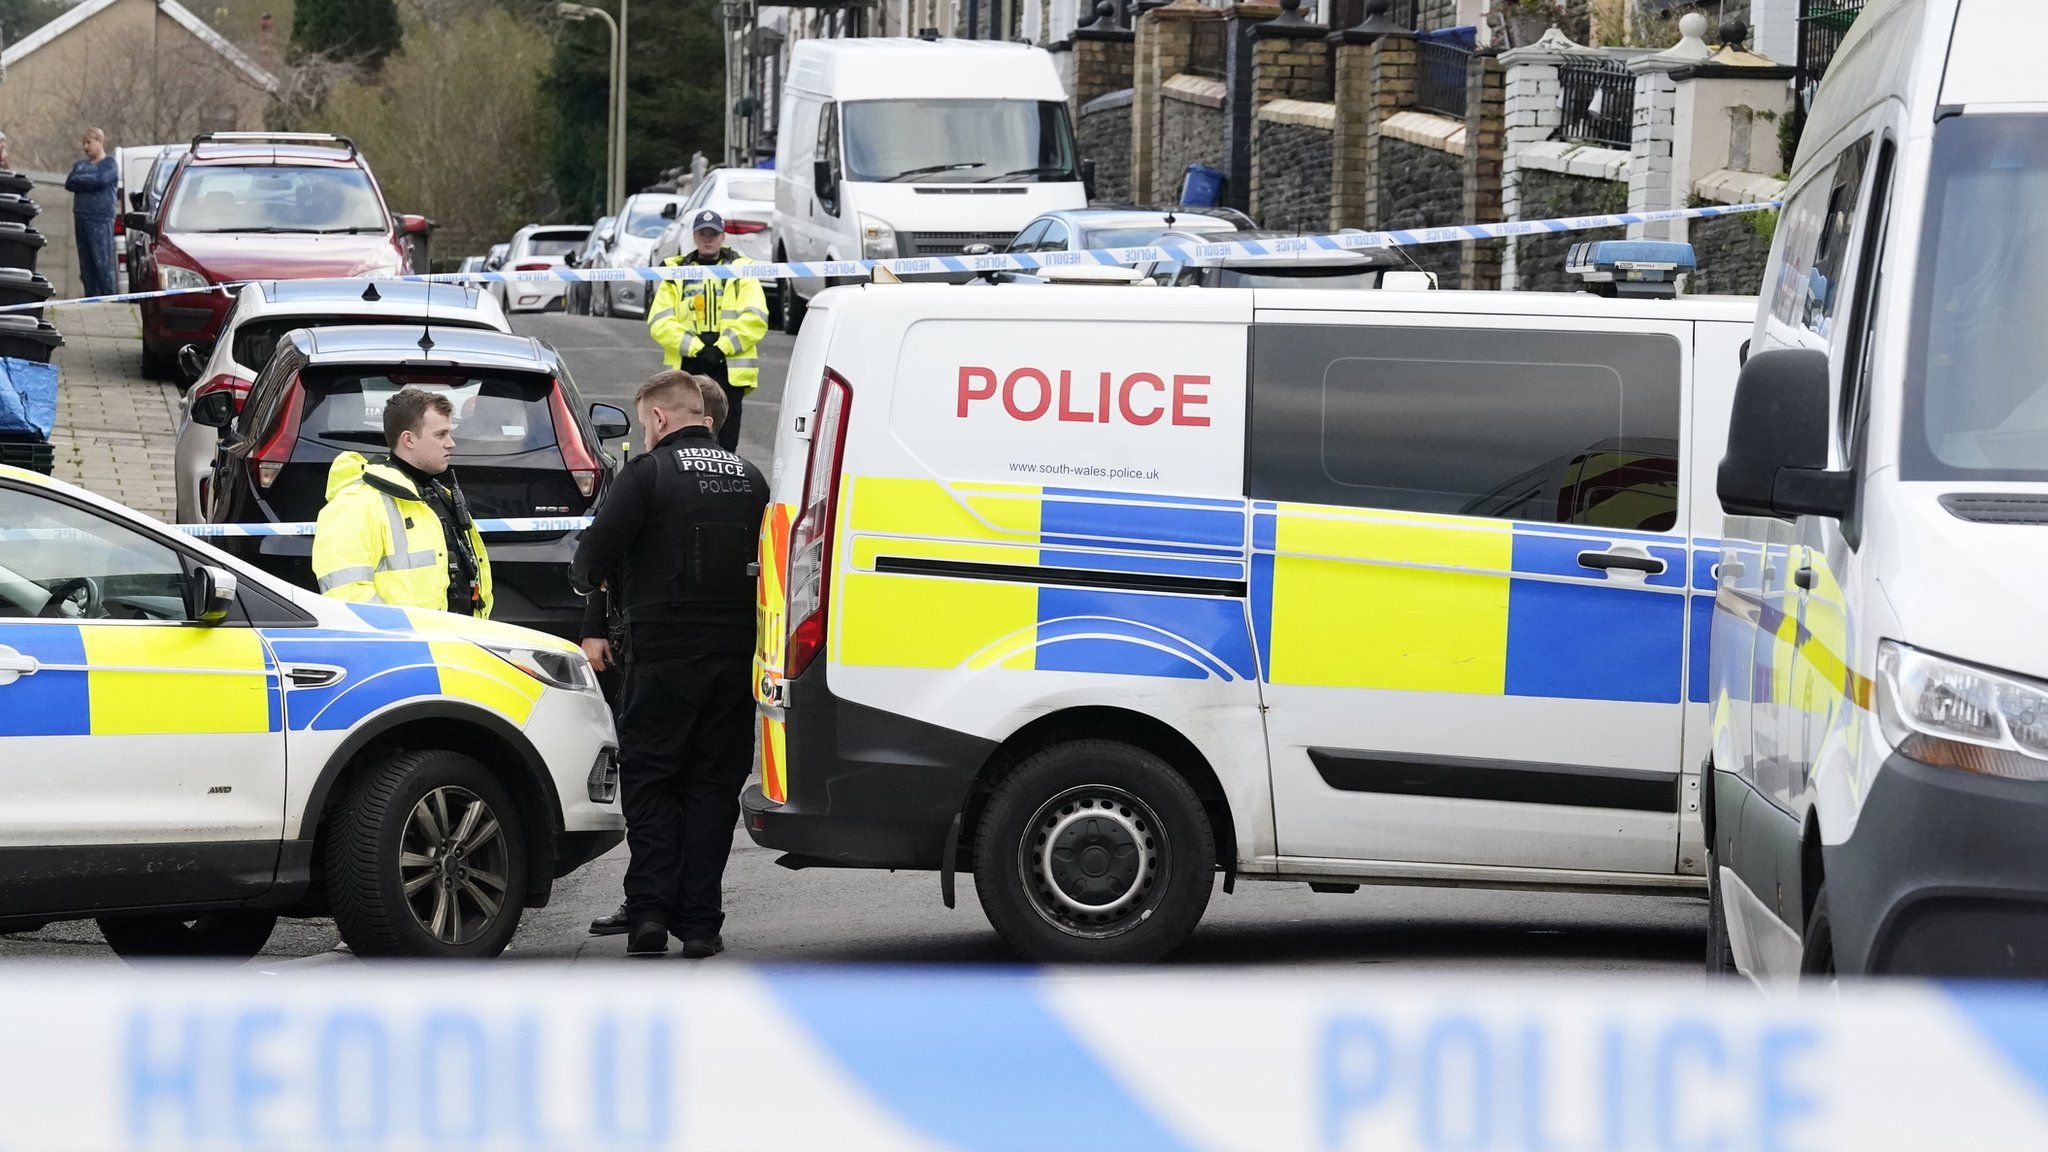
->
[572, 371, 767, 957]
[313, 387, 492, 615]
[647, 209, 767, 452]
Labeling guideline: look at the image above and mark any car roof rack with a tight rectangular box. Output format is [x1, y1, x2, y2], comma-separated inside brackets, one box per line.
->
[190, 132, 358, 158]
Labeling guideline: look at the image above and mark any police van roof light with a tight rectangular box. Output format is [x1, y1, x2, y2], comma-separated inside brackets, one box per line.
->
[1566, 240, 1696, 300]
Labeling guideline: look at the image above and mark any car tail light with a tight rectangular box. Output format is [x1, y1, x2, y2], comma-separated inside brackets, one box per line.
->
[547, 381, 601, 499]
[252, 376, 304, 489]
[785, 369, 851, 680]
[724, 219, 768, 235]
[514, 261, 552, 271]
[114, 216, 125, 236]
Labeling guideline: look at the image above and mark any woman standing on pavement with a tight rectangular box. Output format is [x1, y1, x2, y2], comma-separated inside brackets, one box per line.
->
[64, 127, 119, 299]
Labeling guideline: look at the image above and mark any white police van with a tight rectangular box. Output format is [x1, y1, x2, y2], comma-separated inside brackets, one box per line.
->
[1706, 0, 2048, 980]
[748, 261, 1756, 960]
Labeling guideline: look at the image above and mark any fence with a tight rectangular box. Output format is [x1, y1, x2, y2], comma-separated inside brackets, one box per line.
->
[1558, 56, 1635, 150]
[1796, 0, 1867, 127]
[1415, 38, 1471, 119]
[1188, 17, 1227, 80]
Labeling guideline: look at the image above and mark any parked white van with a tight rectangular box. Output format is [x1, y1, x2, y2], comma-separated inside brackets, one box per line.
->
[747, 280, 1754, 960]
[1706, 0, 2048, 980]
[772, 38, 1087, 334]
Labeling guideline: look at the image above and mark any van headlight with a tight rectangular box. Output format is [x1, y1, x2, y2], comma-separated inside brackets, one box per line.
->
[482, 643, 598, 694]
[859, 213, 897, 260]
[1877, 641, 2048, 781]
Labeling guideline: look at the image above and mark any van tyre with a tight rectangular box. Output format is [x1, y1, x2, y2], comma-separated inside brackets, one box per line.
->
[325, 749, 528, 959]
[778, 256, 806, 334]
[1800, 884, 1837, 979]
[973, 740, 1215, 963]
[97, 912, 277, 960]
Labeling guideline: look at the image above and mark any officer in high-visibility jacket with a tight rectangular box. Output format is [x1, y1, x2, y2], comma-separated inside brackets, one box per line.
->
[646, 209, 768, 452]
[312, 387, 493, 616]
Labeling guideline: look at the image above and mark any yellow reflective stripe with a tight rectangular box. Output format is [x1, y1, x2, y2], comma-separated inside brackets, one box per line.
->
[318, 565, 375, 591]
[379, 496, 437, 571]
[649, 307, 676, 324]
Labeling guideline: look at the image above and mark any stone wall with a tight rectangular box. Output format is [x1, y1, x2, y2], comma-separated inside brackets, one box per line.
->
[1512, 167, 1628, 291]
[1417, 0, 1459, 30]
[1688, 207, 1773, 296]
[1254, 103, 1334, 232]
[1158, 77, 1227, 204]
[1378, 137, 1466, 288]
[1080, 89, 1135, 204]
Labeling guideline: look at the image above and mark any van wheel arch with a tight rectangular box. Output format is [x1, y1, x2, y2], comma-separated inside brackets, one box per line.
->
[304, 705, 563, 911]
[956, 707, 1238, 876]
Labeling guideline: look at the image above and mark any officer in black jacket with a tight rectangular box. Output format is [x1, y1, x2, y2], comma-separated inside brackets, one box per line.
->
[571, 370, 769, 958]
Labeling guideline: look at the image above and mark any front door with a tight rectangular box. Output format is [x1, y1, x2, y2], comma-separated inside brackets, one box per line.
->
[1250, 315, 1694, 874]
[0, 479, 285, 917]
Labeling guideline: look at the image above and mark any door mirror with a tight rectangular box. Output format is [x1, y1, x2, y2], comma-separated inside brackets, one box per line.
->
[129, 190, 147, 212]
[190, 388, 237, 428]
[1080, 157, 1097, 201]
[184, 564, 237, 625]
[589, 402, 630, 441]
[177, 343, 208, 380]
[661, 202, 681, 220]
[396, 213, 434, 235]
[122, 212, 155, 236]
[1717, 348, 1855, 521]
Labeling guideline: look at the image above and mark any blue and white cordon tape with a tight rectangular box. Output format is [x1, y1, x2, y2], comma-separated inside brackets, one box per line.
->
[0, 967, 2045, 1151]
[3, 201, 1779, 312]
[167, 516, 593, 538]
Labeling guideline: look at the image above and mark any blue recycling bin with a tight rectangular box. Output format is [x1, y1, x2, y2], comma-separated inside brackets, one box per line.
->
[1179, 164, 1226, 208]
[0, 356, 57, 474]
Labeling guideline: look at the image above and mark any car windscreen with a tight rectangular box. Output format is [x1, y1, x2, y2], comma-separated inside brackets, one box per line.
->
[621, 201, 677, 239]
[146, 151, 186, 208]
[523, 234, 586, 257]
[163, 165, 387, 234]
[723, 175, 775, 204]
[1905, 113, 2048, 481]
[841, 100, 1076, 184]
[298, 369, 558, 457]
[1210, 266, 1386, 289]
[232, 317, 494, 372]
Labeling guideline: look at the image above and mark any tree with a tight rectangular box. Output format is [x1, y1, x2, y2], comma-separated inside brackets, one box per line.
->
[292, 0, 403, 67]
[544, 0, 725, 221]
[0, 0, 72, 46]
[310, 6, 554, 264]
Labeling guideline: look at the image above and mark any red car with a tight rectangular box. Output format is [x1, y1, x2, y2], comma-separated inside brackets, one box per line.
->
[126, 132, 431, 381]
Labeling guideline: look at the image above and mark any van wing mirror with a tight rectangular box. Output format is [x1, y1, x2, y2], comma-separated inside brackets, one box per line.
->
[184, 564, 237, 625]
[1717, 348, 1854, 521]
[1080, 157, 1097, 201]
[661, 202, 680, 220]
[589, 402, 630, 441]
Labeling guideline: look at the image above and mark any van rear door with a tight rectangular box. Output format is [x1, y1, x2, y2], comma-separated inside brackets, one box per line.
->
[1249, 308, 1695, 874]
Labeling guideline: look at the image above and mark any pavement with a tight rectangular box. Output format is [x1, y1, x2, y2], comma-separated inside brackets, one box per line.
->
[2, 303, 1710, 974]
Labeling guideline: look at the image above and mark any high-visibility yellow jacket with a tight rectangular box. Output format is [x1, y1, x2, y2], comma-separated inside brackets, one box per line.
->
[311, 452, 494, 616]
[647, 249, 769, 390]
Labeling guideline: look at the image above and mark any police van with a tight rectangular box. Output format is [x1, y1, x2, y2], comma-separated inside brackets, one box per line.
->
[0, 465, 623, 959]
[747, 277, 1754, 960]
[1706, 0, 2048, 979]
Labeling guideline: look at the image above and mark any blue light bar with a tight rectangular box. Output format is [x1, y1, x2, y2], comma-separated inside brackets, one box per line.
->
[1566, 240, 1697, 299]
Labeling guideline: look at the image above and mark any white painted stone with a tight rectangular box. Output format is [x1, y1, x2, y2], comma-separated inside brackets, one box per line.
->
[1382, 109, 1467, 155]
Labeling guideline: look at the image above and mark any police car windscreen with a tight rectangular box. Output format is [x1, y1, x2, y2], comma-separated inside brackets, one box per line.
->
[297, 369, 559, 457]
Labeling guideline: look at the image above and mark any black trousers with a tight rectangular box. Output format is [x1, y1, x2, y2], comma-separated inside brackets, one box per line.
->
[678, 354, 746, 452]
[616, 651, 754, 935]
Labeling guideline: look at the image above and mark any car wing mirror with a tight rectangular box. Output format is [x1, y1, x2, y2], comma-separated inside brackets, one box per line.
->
[122, 212, 155, 236]
[184, 564, 237, 625]
[177, 343, 209, 380]
[1717, 348, 1854, 521]
[589, 402, 630, 441]
[190, 388, 236, 429]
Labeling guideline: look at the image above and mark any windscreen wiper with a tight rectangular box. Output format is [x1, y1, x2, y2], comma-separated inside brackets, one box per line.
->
[980, 165, 1075, 183]
[881, 162, 984, 182]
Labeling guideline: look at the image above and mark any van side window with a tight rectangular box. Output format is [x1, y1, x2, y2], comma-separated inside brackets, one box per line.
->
[1769, 138, 1870, 341]
[1249, 325, 1683, 531]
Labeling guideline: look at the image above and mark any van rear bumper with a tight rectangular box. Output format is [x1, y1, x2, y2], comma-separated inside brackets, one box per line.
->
[1827, 750, 2048, 977]
[741, 663, 996, 870]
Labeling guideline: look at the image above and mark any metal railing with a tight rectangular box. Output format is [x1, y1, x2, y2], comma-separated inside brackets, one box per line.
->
[1558, 57, 1636, 151]
[1188, 17, 1226, 79]
[1796, 0, 1866, 129]
[1415, 39, 1470, 119]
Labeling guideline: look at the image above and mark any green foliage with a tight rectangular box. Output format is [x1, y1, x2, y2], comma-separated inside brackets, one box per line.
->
[0, 0, 71, 44]
[545, 0, 727, 222]
[1778, 113, 1798, 175]
[292, 0, 402, 67]
[1745, 207, 1779, 247]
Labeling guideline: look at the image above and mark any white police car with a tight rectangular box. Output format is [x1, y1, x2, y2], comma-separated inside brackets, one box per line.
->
[0, 464, 622, 959]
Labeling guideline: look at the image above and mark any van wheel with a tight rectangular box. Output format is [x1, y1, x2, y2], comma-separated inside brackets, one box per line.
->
[1800, 885, 1837, 979]
[96, 912, 277, 960]
[779, 258, 806, 334]
[325, 749, 528, 959]
[973, 740, 1214, 963]
[1704, 855, 1737, 976]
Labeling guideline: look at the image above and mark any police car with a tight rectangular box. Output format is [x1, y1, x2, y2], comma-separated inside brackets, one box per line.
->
[0, 465, 622, 959]
[747, 257, 1754, 961]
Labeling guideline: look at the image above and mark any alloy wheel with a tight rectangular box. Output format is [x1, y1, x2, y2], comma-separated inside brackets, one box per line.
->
[398, 786, 511, 947]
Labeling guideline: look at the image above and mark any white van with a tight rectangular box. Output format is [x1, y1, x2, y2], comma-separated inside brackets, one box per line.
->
[746, 282, 1754, 960]
[772, 38, 1087, 334]
[1706, 0, 2048, 981]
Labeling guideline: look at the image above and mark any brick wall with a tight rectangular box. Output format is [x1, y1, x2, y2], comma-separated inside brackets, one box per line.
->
[1378, 137, 1466, 287]
[1072, 31, 1136, 111]
[1159, 80, 1227, 203]
[1418, 0, 1458, 30]
[1512, 168, 1628, 291]
[1253, 105, 1334, 231]
[1080, 89, 1136, 203]
[1688, 208, 1772, 296]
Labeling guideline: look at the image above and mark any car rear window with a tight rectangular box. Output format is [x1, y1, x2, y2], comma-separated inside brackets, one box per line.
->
[524, 234, 586, 257]
[232, 317, 495, 372]
[299, 369, 558, 457]
[163, 165, 386, 234]
[724, 176, 775, 204]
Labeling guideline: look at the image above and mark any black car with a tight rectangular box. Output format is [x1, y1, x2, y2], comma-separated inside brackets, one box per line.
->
[192, 324, 629, 637]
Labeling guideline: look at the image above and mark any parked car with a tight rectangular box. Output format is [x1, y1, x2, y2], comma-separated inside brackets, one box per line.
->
[564, 216, 616, 316]
[1144, 228, 1431, 289]
[127, 132, 433, 380]
[114, 144, 179, 293]
[172, 278, 513, 524]
[194, 325, 628, 638]
[0, 462, 624, 960]
[589, 195, 684, 319]
[485, 243, 509, 271]
[493, 224, 591, 313]
[649, 172, 777, 310]
[973, 207, 1245, 285]
[457, 255, 488, 274]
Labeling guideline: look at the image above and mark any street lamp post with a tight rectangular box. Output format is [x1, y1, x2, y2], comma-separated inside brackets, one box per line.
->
[616, 0, 629, 216]
[557, 2, 621, 213]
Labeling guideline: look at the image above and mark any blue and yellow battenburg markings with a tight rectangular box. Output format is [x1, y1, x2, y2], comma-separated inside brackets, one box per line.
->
[837, 478, 1721, 703]
[0, 603, 541, 738]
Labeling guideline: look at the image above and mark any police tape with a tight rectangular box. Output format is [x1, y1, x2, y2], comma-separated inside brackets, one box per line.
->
[5, 201, 1779, 313]
[0, 966, 2044, 1151]
[166, 516, 594, 538]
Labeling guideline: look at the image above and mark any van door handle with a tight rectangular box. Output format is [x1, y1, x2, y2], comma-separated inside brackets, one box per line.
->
[1577, 550, 1667, 576]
